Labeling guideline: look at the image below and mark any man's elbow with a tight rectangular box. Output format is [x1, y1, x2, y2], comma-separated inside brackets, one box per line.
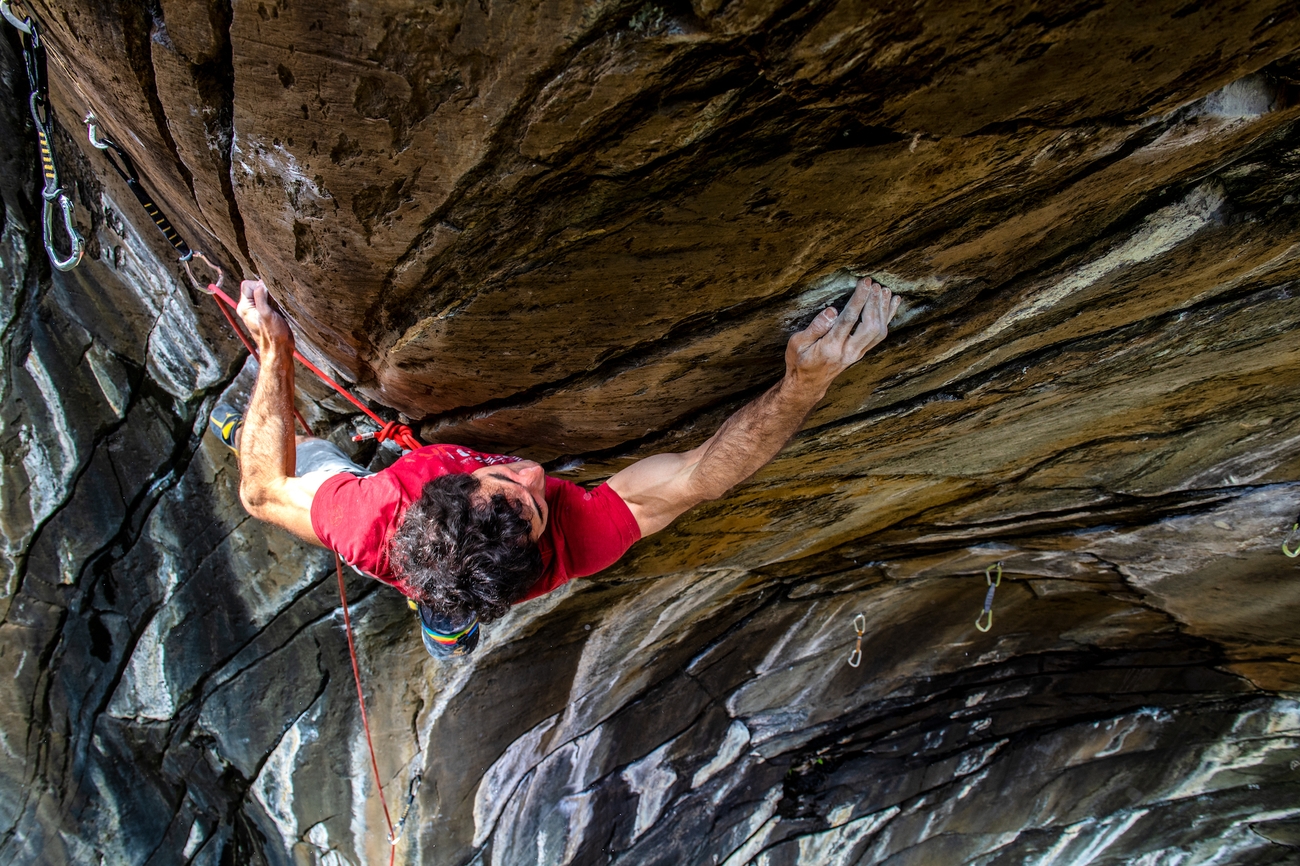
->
[239, 479, 271, 518]
[688, 478, 730, 504]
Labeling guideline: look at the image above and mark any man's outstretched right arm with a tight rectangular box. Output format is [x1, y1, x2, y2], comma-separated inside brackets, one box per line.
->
[607, 277, 900, 537]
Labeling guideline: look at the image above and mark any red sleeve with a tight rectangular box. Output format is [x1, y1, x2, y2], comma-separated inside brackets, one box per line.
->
[519, 481, 641, 602]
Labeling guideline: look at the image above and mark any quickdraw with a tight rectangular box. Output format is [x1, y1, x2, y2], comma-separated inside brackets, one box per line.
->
[847, 612, 865, 668]
[1284, 523, 1300, 559]
[974, 562, 1002, 633]
[3, 0, 84, 271]
[388, 772, 423, 846]
[86, 113, 192, 260]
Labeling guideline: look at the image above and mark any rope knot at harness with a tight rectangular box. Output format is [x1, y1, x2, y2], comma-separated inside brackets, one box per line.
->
[354, 420, 422, 452]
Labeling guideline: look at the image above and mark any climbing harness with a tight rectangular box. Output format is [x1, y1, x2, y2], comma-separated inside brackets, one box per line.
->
[974, 562, 1002, 633]
[80, 110, 425, 863]
[2, 0, 84, 270]
[847, 612, 865, 668]
[1284, 523, 1300, 559]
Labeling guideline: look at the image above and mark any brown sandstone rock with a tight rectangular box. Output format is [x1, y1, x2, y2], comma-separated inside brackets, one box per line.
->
[0, 1, 1299, 864]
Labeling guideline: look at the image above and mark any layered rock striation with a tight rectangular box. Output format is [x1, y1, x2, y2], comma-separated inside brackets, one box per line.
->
[1, 1, 1299, 864]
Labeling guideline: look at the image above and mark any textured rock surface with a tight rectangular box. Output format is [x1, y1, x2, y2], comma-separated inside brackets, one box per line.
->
[2, 1, 1300, 864]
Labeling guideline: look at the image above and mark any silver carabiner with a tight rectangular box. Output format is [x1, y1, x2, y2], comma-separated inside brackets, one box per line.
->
[0, 0, 32, 34]
[183, 249, 224, 294]
[43, 189, 83, 271]
[84, 112, 113, 151]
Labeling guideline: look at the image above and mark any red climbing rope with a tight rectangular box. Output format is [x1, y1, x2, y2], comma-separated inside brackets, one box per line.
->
[200, 275, 417, 864]
[195, 268, 417, 863]
[200, 279, 422, 451]
[336, 554, 398, 866]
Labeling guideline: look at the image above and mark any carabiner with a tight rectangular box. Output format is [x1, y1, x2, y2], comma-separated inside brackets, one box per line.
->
[1284, 524, 1300, 559]
[183, 249, 224, 294]
[985, 562, 1002, 587]
[0, 0, 32, 34]
[43, 189, 83, 271]
[387, 772, 423, 846]
[975, 562, 1002, 633]
[29, 92, 49, 141]
[85, 112, 113, 151]
[847, 612, 866, 668]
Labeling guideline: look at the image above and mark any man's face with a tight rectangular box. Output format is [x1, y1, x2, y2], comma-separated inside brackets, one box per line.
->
[471, 460, 548, 540]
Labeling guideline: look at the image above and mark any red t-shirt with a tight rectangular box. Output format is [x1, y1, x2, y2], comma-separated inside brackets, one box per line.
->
[309, 444, 641, 602]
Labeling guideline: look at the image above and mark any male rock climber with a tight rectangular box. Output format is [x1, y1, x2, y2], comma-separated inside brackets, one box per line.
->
[213, 277, 900, 658]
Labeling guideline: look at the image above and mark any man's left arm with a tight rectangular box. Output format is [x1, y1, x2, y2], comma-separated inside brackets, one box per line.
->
[607, 277, 900, 537]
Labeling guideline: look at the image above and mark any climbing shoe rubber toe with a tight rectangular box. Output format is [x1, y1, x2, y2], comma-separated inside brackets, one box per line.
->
[209, 403, 243, 454]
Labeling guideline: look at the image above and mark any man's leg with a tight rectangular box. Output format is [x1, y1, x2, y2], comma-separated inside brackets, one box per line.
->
[208, 356, 369, 478]
[294, 437, 371, 480]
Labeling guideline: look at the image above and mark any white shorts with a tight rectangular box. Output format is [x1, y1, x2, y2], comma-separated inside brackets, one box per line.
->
[295, 438, 372, 485]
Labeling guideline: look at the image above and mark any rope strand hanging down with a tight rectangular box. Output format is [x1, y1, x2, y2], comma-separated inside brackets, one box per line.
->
[336, 555, 397, 866]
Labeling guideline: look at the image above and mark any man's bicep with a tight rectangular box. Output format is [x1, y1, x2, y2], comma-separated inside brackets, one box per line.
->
[606, 447, 706, 537]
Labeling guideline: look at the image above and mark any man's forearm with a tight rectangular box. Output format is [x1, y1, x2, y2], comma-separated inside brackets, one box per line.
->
[687, 376, 824, 501]
[239, 345, 296, 510]
[608, 278, 897, 538]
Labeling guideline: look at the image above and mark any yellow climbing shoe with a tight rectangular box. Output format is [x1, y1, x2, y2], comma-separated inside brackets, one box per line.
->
[208, 403, 242, 455]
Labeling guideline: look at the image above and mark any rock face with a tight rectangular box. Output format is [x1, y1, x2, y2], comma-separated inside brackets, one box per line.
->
[2, 1, 1300, 864]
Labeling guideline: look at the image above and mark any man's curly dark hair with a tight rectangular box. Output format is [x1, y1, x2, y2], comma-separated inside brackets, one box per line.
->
[388, 473, 542, 623]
